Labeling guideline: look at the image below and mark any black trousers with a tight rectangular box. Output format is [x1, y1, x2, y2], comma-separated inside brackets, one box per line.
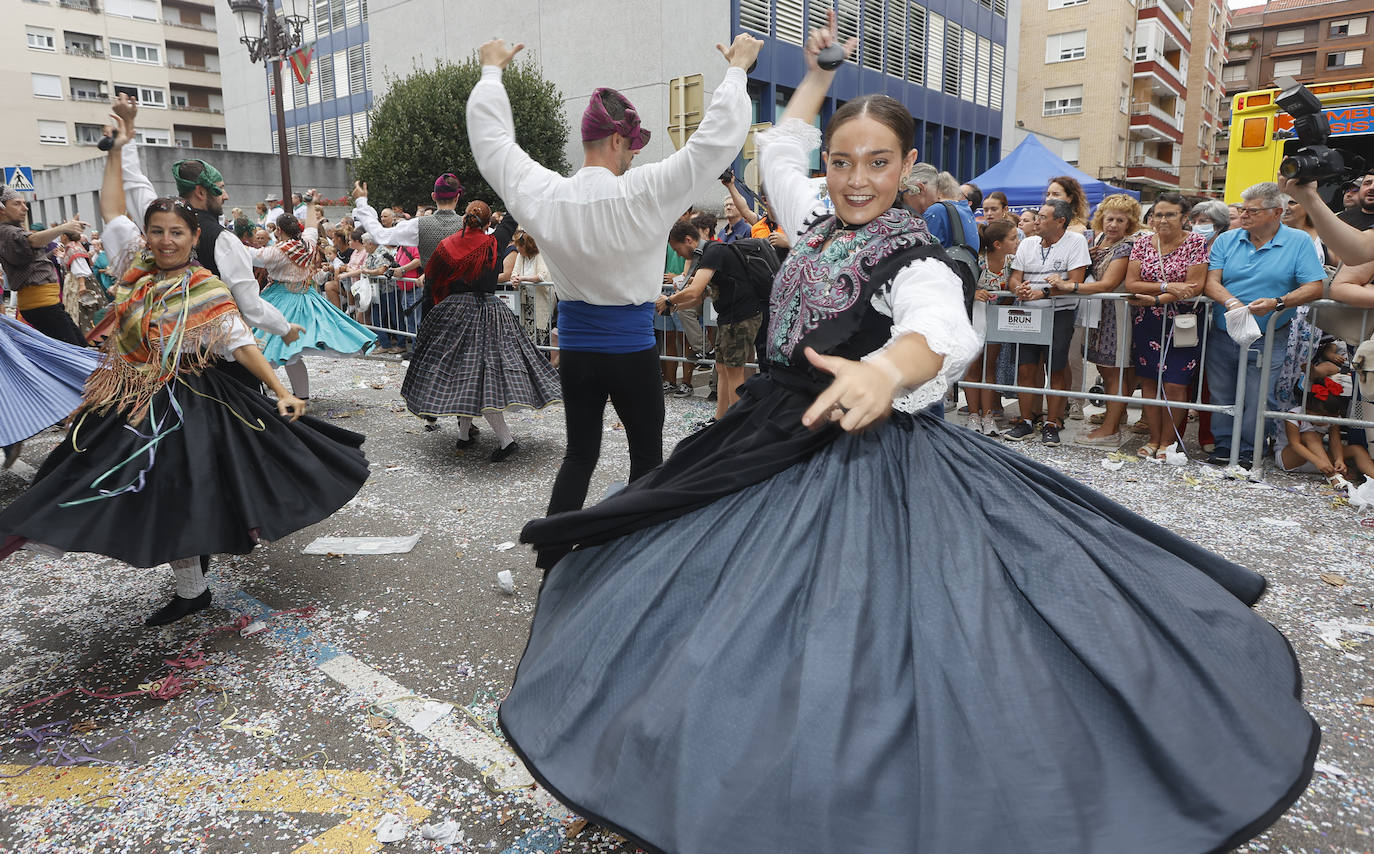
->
[19, 302, 85, 347]
[546, 346, 664, 516]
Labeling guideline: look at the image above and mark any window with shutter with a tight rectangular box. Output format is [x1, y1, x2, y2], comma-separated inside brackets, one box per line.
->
[1046, 31, 1086, 62]
[905, 4, 926, 85]
[807, 1, 829, 37]
[320, 54, 335, 101]
[38, 120, 68, 144]
[348, 46, 365, 97]
[885, 1, 906, 78]
[325, 118, 339, 157]
[334, 50, 350, 97]
[960, 28, 975, 101]
[943, 21, 960, 97]
[860, 0, 883, 71]
[311, 122, 324, 155]
[363, 42, 373, 90]
[31, 73, 62, 99]
[345, 0, 360, 28]
[1043, 84, 1083, 116]
[927, 12, 944, 92]
[776, 0, 804, 44]
[976, 37, 990, 107]
[1272, 58, 1303, 77]
[739, 0, 770, 35]
[993, 0, 1006, 15]
[330, 0, 345, 32]
[26, 26, 55, 51]
[990, 43, 1004, 109]
[314, 0, 331, 33]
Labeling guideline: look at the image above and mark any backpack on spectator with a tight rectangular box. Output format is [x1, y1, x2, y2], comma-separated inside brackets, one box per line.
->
[936, 200, 980, 317]
[725, 238, 783, 303]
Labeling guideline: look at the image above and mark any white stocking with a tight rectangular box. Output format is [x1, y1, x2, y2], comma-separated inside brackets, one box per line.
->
[484, 410, 515, 448]
[283, 359, 310, 398]
[457, 416, 473, 440]
[170, 557, 208, 599]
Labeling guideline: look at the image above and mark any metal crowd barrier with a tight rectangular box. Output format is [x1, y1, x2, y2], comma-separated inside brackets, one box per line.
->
[1249, 299, 1374, 481]
[957, 292, 1251, 468]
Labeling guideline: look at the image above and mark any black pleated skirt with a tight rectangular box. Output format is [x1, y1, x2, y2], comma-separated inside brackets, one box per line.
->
[0, 364, 369, 567]
[504, 377, 1319, 854]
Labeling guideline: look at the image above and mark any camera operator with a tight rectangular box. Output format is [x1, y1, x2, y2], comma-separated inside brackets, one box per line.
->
[1275, 78, 1374, 264]
[1284, 175, 1374, 266]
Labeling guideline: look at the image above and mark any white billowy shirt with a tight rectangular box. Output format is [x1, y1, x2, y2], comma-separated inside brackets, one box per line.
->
[100, 214, 257, 361]
[756, 119, 981, 413]
[466, 64, 751, 306]
[247, 228, 318, 283]
[120, 142, 292, 338]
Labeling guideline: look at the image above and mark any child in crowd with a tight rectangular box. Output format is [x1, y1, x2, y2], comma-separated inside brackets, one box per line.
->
[1275, 371, 1374, 482]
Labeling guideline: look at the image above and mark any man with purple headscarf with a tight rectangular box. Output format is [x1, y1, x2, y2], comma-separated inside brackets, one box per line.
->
[468, 34, 762, 516]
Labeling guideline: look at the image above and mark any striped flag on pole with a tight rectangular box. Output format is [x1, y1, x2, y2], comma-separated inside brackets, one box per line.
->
[287, 42, 315, 85]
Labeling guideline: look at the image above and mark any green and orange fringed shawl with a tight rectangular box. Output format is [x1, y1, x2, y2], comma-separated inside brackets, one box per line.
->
[83, 254, 242, 423]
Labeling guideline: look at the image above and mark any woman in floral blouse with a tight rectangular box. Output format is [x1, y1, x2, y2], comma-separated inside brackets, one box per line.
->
[1124, 193, 1210, 459]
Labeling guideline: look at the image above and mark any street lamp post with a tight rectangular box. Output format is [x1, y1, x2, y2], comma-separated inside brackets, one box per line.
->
[229, 0, 309, 204]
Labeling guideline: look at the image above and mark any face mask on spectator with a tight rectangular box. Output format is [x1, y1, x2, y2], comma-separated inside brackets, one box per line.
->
[1192, 223, 1213, 236]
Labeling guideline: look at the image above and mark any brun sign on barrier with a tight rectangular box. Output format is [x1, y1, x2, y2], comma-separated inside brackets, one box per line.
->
[984, 304, 1055, 346]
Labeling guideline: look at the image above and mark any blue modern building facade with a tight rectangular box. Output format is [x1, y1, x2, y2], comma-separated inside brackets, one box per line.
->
[733, 0, 1007, 179]
[266, 0, 374, 158]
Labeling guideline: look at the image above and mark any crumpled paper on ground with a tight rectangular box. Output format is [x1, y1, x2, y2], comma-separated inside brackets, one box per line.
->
[1224, 305, 1262, 348]
[374, 812, 407, 843]
[420, 819, 464, 845]
[1332, 475, 1374, 512]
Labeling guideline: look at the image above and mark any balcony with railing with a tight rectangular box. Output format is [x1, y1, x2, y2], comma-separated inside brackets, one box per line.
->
[1126, 153, 1182, 186]
[1139, 0, 1190, 50]
[1130, 100, 1185, 143]
[1135, 47, 1189, 95]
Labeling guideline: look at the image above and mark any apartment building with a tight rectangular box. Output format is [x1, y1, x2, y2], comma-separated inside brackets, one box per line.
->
[1016, 0, 1228, 198]
[5, 0, 227, 171]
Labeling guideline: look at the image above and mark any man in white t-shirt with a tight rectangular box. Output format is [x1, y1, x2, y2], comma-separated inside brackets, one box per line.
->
[1005, 198, 1090, 446]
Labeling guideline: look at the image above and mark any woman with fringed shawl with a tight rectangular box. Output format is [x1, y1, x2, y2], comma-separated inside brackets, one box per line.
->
[401, 200, 561, 462]
[247, 206, 377, 401]
[0, 113, 370, 627]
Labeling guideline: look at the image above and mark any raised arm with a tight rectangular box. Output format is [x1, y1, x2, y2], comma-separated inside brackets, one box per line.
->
[723, 176, 760, 225]
[110, 95, 157, 226]
[759, 15, 858, 239]
[351, 184, 419, 245]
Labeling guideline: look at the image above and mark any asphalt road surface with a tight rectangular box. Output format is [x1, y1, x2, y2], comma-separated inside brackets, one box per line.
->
[0, 352, 1370, 853]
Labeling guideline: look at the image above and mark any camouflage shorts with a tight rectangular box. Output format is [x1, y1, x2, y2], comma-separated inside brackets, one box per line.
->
[715, 312, 763, 368]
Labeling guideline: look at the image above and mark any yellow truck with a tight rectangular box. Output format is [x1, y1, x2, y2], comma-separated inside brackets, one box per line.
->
[1225, 76, 1374, 203]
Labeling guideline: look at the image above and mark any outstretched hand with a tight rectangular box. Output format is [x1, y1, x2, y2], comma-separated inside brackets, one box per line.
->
[800, 347, 901, 433]
[716, 33, 764, 70]
[352, 180, 368, 201]
[479, 39, 525, 70]
[804, 8, 857, 73]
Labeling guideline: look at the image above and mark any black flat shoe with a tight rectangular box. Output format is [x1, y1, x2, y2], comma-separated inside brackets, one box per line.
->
[145, 590, 211, 627]
[489, 441, 518, 462]
[199, 554, 210, 574]
[454, 425, 482, 449]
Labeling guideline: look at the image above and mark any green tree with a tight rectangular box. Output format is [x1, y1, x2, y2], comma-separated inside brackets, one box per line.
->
[354, 55, 570, 212]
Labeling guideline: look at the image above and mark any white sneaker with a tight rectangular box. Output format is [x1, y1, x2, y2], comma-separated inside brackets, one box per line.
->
[1068, 400, 1085, 421]
[966, 414, 984, 434]
[982, 416, 1002, 436]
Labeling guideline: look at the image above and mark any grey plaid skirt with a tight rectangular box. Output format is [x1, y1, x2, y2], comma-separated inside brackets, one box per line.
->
[401, 292, 562, 418]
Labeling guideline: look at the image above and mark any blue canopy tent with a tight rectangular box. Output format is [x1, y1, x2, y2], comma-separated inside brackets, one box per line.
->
[968, 135, 1138, 210]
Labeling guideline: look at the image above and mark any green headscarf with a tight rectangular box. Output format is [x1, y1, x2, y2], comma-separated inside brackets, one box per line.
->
[171, 159, 224, 197]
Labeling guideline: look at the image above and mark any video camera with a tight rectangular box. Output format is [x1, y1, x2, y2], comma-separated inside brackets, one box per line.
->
[1276, 76, 1365, 184]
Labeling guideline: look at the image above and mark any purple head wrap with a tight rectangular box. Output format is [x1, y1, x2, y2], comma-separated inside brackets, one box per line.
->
[433, 173, 463, 200]
[582, 88, 650, 151]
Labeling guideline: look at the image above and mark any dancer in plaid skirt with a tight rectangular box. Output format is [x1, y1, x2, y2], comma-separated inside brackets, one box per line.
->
[401, 201, 561, 461]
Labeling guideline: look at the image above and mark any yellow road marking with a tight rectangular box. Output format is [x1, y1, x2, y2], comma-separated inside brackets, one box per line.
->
[0, 764, 430, 853]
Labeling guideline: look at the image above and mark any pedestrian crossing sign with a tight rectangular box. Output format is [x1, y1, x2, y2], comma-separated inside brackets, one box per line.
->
[3, 166, 35, 193]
